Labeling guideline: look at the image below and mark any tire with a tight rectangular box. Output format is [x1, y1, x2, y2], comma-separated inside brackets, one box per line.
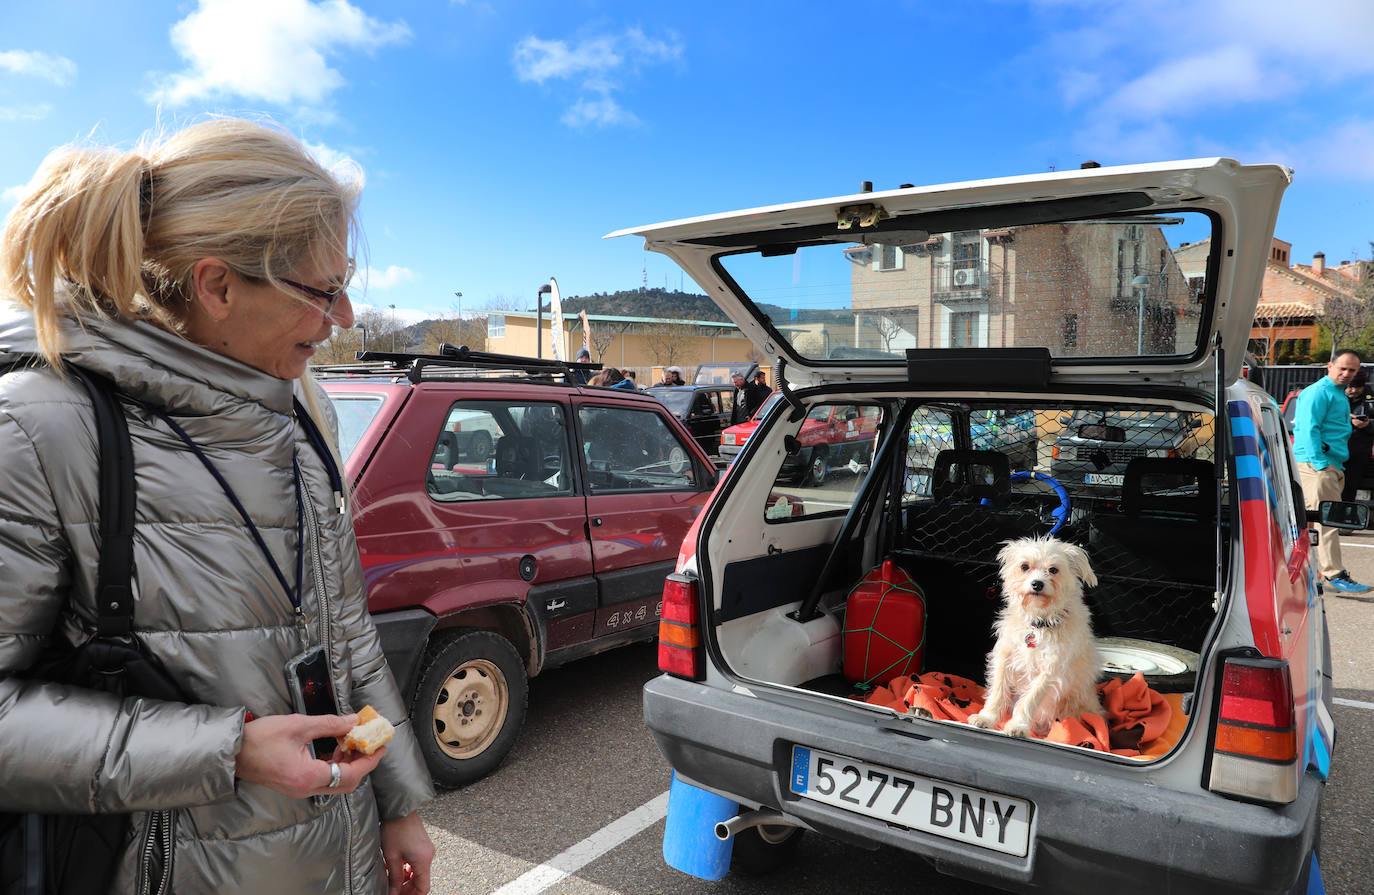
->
[804, 447, 829, 486]
[411, 629, 529, 788]
[472, 431, 493, 462]
[730, 824, 803, 875]
[1097, 637, 1199, 692]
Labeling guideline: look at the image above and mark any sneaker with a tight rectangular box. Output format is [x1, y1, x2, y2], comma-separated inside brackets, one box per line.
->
[1324, 571, 1372, 594]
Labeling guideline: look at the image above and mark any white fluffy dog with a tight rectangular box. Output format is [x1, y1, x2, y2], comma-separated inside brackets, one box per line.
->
[969, 537, 1102, 738]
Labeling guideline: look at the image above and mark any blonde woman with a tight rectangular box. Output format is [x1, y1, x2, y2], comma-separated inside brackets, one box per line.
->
[0, 120, 435, 893]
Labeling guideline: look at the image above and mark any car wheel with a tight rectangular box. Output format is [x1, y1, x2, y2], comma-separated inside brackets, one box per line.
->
[805, 448, 829, 486]
[730, 824, 803, 875]
[412, 629, 529, 788]
[1097, 637, 1199, 692]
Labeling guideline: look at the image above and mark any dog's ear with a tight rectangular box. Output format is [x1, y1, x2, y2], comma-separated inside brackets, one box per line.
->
[1063, 543, 1097, 588]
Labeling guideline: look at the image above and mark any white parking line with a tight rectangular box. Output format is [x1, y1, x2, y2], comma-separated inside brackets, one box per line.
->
[1334, 696, 1374, 711]
[490, 791, 670, 895]
[1341, 541, 1374, 548]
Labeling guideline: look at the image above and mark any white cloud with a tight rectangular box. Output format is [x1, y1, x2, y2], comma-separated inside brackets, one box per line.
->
[360, 265, 417, 291]
[0, 104, 52, 122]
[562, 96, 637, 129]
[2, 183, 31, 205]
[512, 27, 682, 129]
[1107, 46, 1277, 120]
[0, 50, 76, 85]
[302, 138, 366, 190]
[148, 0, 410, 107]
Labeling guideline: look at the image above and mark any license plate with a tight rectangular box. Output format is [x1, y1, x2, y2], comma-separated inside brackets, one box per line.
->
[1085, 473, 1124, 486]
[789, 746, 1032, 856]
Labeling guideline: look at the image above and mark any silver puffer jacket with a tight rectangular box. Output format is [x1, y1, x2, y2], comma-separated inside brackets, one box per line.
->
[0, 308, 434, 894]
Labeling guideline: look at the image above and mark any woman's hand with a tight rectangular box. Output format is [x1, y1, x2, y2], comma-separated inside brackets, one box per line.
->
[235, 713, 386, 799]
[381, 811, 436, 895]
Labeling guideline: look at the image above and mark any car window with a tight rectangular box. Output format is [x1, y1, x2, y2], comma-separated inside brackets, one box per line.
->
[328, 394, 386, 462]
[578, 406, 698, 492]
[693, 393, 715, 416]
[648, 388, 693, 416]
[765, 402, 885, 522]
[426, 400, 574, 501]
[1259, 404, 1301, 556]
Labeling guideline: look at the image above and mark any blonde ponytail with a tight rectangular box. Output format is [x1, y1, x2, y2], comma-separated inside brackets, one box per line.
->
[2, 147, 149, 365]
[1, 118, 359, 369]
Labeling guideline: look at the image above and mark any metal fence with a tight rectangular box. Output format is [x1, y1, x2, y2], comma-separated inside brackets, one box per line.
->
[1253, 365, 1325, 403]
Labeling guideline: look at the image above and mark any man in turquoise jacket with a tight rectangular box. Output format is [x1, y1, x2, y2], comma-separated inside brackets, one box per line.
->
[1293, 348, 1371, 593]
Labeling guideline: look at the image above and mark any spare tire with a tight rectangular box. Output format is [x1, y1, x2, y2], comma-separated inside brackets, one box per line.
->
[1097, 637, 1199, 693]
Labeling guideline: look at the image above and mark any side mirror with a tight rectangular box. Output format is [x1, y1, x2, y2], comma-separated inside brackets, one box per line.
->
[1315, 500, 1369, 530]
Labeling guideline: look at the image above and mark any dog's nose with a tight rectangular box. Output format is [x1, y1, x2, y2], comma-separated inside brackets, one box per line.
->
[1029, 579, 1044, 593]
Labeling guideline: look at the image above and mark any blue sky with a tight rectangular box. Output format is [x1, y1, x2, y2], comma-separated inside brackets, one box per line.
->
[3, 0, 1372, 324]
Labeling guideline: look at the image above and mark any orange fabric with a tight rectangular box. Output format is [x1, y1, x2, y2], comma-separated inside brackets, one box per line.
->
[859, 670, 1182, 759]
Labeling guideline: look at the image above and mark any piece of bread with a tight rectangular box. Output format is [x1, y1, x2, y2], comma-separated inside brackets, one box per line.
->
[341, 705, 395, 755]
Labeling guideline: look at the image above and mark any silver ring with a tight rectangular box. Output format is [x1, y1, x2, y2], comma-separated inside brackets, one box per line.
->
[327, 761, 341, 789]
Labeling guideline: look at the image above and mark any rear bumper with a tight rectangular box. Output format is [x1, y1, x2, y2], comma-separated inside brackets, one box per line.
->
[643, 674, 1321, 895]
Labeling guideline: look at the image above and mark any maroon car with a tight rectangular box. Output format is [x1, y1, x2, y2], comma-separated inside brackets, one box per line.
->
[319, 349, 716, 786]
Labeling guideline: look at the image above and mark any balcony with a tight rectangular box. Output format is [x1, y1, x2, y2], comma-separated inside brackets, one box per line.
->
[932, 261, 999, 305]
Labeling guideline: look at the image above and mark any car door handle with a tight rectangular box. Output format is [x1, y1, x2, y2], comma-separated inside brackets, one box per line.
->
[592, 517, 603, 526]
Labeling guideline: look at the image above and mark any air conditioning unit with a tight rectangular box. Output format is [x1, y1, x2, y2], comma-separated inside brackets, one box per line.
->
[953, 269, 978, 287]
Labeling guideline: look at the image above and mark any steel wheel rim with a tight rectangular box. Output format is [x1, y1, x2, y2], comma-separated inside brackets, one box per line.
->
[432, 658, 509, 760]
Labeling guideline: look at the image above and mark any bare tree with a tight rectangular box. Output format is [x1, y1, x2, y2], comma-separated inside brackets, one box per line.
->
[641, 322, 688, 367]
[420, 316, 486, 354]
[1318, 292, 1369, 357]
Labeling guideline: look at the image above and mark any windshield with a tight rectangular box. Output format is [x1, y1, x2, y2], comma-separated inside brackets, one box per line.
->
[648, 388, 694, 415]
[717, 212, 1214, 363]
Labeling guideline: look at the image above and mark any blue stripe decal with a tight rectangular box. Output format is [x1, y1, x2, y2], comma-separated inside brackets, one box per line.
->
[1237, 478, 1267, 502]
[1235, 454, 1263, 480]
[1308, 854, 1326, 894]
[1230, 413, 1257, 440]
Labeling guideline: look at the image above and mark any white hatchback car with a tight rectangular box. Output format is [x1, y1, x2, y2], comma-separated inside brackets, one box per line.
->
[612, 159, 1342, 894]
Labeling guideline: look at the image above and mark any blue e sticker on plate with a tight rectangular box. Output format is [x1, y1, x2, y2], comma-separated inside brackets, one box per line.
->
[791, 747, 810, 792]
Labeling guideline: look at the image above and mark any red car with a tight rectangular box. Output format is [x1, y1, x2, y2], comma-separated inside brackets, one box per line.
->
[319, 349, 716, 786]
[719, 393, 881, 485]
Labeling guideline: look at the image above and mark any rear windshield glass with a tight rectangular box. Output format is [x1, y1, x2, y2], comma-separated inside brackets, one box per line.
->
[329, 394, 386, 461]
[648, 388, 694, 415]
[717, 211, 1213, 363]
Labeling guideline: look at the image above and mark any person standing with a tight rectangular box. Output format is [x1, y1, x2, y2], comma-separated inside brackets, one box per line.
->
[730, 366, 771, 425]
[1293, 349, 1371, 593]
[0, 119, 435, 893]
[1343, 370, 1374, 502]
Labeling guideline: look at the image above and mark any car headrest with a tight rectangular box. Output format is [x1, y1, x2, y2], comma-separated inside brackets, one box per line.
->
[931, 449, 1011, 503]
[1121, 457, 1216, 519]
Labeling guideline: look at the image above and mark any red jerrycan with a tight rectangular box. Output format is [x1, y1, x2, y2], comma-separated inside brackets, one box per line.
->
[842, 559, 926, 686]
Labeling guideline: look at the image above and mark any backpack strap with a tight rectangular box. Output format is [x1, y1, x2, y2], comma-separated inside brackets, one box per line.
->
[65, 367, 136, 638]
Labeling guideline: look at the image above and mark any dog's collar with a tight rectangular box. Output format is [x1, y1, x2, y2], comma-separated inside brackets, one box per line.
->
[1024, 607, 1071, 649]
[1028, 609, 1070, 629]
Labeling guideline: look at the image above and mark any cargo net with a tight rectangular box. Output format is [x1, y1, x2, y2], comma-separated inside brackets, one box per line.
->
[900, 403, 1222, 653]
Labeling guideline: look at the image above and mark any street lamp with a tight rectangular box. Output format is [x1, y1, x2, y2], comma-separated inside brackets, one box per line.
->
[536, 284, 551, 358]
[454, 291, 463, 319]
[389, 304, 396, 351]
[1131, 274, 1151, 354]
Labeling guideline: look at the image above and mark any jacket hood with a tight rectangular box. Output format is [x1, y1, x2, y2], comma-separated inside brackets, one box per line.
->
[0, 303, 296, 417]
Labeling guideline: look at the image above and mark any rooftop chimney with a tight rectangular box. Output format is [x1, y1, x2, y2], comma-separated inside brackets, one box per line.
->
[1313, 252, 1326, 276]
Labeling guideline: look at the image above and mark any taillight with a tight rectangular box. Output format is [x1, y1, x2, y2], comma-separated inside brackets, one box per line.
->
[1051, 445, 1060, 459]
[1208, 656, 1299, 803]
[658, 573, 704, 680]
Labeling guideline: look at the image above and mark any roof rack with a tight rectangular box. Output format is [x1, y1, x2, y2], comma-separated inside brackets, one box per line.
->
[312, 343, 602, 385]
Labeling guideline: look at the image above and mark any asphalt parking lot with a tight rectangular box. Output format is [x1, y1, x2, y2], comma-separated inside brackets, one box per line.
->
[414, 530, 1374, 895]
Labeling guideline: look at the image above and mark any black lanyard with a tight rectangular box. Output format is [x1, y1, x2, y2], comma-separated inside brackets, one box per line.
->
[147, 400, 342, 615]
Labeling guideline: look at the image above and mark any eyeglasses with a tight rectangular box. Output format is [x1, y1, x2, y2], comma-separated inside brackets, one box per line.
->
[279, 261, 354, 320]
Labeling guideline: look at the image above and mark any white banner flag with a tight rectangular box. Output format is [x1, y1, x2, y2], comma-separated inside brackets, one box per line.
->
[548, 276, 565, 362]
